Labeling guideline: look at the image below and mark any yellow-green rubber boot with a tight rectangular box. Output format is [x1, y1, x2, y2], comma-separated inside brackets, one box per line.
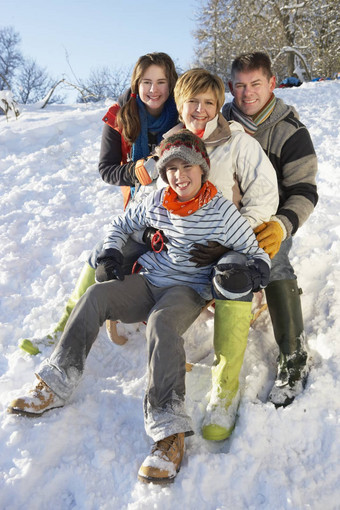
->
[53, 263, 96, 333]
[202, 299, 252, 441]
[20, 263, 95, 355]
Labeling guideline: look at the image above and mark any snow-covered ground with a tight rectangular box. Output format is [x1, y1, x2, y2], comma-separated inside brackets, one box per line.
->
[0, 81, 339, 510]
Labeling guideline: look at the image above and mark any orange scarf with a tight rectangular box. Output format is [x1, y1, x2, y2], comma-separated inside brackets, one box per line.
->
[163, 181, 218, 216]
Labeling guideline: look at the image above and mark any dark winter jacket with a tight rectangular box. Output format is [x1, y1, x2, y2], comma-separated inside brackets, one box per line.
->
[222, 98, 318, 237]
[99, 103, 159, 208]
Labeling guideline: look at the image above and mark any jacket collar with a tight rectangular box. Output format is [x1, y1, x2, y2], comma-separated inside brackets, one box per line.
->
[203, 113, 232, 147]
[223, 98, 298, 132]
[163, 113, 233, 148]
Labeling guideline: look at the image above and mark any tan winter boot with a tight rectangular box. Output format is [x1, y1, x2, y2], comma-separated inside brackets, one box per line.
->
[7, 377, 65, 417]
[138, 433, 185, 484]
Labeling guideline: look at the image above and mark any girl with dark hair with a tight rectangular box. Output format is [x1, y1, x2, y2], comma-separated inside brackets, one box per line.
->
[20, 52, 179, 354]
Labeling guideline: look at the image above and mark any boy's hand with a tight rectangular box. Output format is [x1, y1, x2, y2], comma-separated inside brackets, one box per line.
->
[95, 248, 124, 282]
[143, 227, 168, 253]
[190, 241, 230, 267]
[254, 220, 284, 259]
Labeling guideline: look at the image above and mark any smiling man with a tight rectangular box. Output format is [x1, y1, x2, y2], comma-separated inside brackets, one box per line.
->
[222, 52, 318, 407]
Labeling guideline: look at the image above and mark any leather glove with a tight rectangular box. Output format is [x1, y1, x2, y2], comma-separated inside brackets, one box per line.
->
[95, 248, 124, 282]
[135, 156, 159, 186]
[190, 241, 230, 267]
[254, 220, 284, 259]
[143, 227, 168, 253]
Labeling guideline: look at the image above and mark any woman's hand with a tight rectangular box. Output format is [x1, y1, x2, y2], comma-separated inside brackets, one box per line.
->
[190, 241, 230, 267]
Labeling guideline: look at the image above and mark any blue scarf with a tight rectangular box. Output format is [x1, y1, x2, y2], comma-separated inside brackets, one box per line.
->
[131, 95, 178, 161]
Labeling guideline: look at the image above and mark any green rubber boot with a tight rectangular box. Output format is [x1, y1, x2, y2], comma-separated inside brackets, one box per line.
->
[20, 263, 95, 354]
[53, 262, 96, 333]
[265, 279, 309, 407]
[202, 299, 252, 441]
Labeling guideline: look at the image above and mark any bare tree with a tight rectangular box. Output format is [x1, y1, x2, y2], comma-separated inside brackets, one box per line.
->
[193, 0, 231, 80]
[0, 26, 23, 90]
[15, 59, 59, 103]
[308, 0, 340, 77]
[193, 0, 340, 82]
[78, 65, 131, 102]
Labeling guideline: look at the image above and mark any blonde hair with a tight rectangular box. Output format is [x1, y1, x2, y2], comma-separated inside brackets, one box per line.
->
[117, 52, 178, 144]
[174, 68, 225, 121]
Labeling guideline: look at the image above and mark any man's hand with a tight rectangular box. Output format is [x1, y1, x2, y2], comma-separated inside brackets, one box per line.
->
[189, 241, 230, 267]
[254, 220, 284, 259]
[95, 248, 124, 282]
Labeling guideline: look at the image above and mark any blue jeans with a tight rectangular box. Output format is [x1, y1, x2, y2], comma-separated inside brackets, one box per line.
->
[269, 237, 296, 282]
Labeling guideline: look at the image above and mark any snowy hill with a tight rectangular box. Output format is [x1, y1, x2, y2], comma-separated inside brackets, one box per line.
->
[0, 81, 339, 510]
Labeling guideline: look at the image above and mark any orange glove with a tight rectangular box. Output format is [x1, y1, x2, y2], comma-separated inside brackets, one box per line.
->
[135, 157, 158, 186]
[254, 220, 284, 259]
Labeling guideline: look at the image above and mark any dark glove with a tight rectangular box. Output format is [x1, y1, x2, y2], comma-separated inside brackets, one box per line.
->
[247, 259, 270, 291]
[190, 241, 230, 267]
[213, 259, 270, 298]
[143, 227, 168, 253]
[95, 248, 124, 282]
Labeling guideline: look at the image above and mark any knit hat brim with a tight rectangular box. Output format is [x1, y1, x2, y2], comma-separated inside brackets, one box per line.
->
[156, 129, 210, 184]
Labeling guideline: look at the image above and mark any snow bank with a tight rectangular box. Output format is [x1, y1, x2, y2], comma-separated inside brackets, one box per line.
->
[0, 82, 339, 509]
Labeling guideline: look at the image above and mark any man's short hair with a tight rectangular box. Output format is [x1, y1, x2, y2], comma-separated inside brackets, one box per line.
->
[231, 52, 274, 81]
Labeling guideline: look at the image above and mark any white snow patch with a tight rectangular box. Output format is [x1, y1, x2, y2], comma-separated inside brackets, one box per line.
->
[1, 83, 340, 508]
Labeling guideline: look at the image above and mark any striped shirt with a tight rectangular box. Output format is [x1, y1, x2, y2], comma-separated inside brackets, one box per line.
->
[103, 188, 270, 300]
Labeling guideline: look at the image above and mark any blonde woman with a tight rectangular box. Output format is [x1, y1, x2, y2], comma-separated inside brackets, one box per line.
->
[170, 69, 278, 441]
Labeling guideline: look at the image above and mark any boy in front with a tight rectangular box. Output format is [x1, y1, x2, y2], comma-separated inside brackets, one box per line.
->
[8, 130, 270, 484]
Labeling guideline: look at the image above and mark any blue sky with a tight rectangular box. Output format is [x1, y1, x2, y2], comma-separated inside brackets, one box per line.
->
[3, 0, 198, 94]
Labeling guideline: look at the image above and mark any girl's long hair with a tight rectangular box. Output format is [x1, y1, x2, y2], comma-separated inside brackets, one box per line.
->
[117, 52, 177, 144]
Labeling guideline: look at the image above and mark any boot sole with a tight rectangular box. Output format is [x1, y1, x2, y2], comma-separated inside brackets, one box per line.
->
[270, 367, 310, 408]
[202, 423, 234, 441]
[7, 404, 64, 418]
[19, 339, 41, 355]
[137, 468, 179, 485]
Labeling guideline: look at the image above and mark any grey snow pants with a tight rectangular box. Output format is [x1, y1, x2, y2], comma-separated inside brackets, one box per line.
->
[38, 274, 206, 441]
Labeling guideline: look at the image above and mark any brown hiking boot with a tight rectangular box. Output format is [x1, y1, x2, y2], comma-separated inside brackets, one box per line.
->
[7, 378, 65, 417]
[138, 433, 185, 484]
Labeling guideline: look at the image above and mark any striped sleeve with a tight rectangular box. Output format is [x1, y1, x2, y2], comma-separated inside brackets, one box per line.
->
[276, 119, 318, 235]
[102, 190, 162, 251]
